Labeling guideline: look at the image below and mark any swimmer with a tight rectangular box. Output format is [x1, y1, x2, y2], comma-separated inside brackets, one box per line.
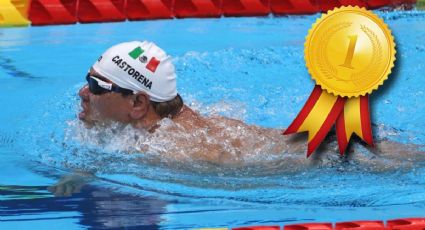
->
[79, 41, 290, 165]
[78, 41, 424, 166]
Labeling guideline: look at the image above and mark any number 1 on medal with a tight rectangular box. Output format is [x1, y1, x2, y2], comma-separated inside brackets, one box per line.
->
[340, 35, 358, 69]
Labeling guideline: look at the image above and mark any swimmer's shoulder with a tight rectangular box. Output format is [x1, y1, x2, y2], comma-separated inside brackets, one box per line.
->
[174, 105, 198, 119]
[173, 105, 207, 129]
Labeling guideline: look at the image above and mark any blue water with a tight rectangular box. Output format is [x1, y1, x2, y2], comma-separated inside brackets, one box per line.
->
[1, 9, 425, 229]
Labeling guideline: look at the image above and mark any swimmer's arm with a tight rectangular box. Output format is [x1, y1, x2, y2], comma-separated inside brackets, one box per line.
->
[263, 124, 425, 157]
[364, 138, 425, 159]
[207, 116, 425, 165]
[47, 171, 94, 197]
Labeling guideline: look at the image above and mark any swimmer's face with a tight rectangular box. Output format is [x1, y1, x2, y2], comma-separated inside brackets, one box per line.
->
[78, 69, 134, 125]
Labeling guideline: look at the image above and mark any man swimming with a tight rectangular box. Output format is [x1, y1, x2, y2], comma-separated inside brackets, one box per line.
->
[79, 40, 296, 164]
[78, 40, 424, 166]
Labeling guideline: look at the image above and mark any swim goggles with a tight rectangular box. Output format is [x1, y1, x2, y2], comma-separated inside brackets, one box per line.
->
[86, 73, 134, 95]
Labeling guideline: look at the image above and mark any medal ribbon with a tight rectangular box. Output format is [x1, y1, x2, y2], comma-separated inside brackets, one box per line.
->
[283, 85, 374, 157]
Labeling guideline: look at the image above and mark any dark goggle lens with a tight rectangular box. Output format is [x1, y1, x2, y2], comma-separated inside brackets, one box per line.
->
[86, 74, 110, 95]
[85, 73, 133, 95]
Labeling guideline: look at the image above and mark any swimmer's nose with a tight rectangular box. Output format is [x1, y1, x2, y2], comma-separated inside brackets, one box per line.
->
[79, 85, 90, 101]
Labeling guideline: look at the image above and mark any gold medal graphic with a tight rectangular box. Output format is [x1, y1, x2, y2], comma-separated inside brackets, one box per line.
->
[284, 6, 396, 156]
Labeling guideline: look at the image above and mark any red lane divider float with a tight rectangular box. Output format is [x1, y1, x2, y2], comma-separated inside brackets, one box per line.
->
[367, 0, 416, 8]
[387, 218, 425, 230]
[335, 221, 385, 230]
[270, 0, 318, 15]
[222, 0, 270, 16]
[126, 0, 173, 21]
[366, 0, 391, 8]
[174, 0, 222, 18]
[233, 226, 281, 230]
[77, 0, 125, 23]
[284, 223, 333, 230]
[29, 0, 77, 25]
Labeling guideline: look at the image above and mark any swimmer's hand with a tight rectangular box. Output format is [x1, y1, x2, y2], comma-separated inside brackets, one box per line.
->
[47, 173, 92, 197]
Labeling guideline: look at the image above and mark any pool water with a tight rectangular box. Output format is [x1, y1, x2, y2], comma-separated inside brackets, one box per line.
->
[1, 9, 425, 229]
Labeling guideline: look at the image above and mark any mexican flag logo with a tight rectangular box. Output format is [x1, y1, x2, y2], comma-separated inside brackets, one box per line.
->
[129, 47, 160, 73]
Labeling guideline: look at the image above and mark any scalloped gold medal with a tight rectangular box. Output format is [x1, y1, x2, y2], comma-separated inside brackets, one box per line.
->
[305, 6, 396, 98]
[284, 6, 397, 157]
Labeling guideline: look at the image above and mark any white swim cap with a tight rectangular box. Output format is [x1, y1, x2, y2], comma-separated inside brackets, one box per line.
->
[92, 41, 178, 102]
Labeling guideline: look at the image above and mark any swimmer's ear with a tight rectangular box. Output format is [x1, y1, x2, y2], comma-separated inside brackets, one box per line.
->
[129, 92, 150, 120]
